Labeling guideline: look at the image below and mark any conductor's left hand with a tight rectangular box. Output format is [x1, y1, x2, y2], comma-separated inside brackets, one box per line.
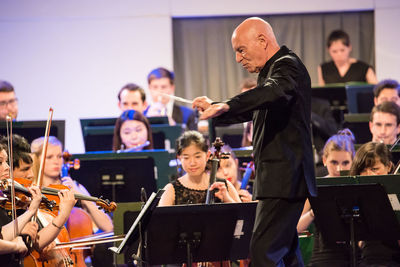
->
[192, 96, 229, 120]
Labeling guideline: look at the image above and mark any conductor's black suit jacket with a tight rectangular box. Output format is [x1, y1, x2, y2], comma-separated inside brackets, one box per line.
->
[214, 46, 317, 199]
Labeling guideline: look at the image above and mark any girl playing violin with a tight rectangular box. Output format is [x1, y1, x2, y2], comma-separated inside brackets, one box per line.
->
[0, 141, 76, 266]
[159, 131, 241, 206]
[113, 109, 154, 152]
[31, 136, 113, 233]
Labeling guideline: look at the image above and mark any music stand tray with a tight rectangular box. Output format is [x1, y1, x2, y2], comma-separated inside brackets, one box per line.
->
[144, 202, 257, 265]
[310, 184, 400, 266]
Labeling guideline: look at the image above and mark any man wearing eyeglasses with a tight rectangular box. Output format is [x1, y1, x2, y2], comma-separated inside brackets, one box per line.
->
[0, 80, 18, 120]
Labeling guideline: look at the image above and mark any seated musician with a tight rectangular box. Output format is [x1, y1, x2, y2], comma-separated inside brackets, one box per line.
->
[297, 129, 355, 267]
[159, 131, 241, 206]
[216, 145, 253, 202]
[0, 135, 34, 180]
[0, 141, 75, 267]
[113, 109, 154, 152]
[31, 136, 113, 233]
[0, 135, 76, 249]
[144, 67, 198, 130]
[0, 80, 19, 121]
[369, 101, 400, 145]
[117, 83, 148, 113]
[373, 79, 400, 107]
[349, 141, 400, 266]
[158, 131, 240, 267]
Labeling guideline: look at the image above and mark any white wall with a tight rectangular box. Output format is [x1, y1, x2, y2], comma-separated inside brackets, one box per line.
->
[0, 0, 398, 153]
[375, 0, 400, 80]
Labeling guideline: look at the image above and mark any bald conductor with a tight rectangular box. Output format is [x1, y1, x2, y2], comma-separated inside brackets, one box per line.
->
[193, 17, 317, 266]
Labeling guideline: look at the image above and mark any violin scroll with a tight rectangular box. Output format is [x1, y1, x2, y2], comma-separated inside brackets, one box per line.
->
[96, 197, 117, 213]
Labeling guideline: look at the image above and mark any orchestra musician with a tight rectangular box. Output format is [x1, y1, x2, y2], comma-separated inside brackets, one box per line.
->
[158, 131, 241, 267]
[216, 145, 253, 203]
[318, 30, 377, 85]
[297, 129, 355, 267]
[112, 109, 154, 152]
[0, 135, 35, 180]
[30, 136, 113, 233]
[159, 130, 240, 206]
[349, 142, 400, 266]
[0, 141, 76, 266]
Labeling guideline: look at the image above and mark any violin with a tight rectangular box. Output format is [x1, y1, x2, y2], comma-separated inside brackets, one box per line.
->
[0, 178, 56, 211]
[40, 185, 116, 213]
[1, 177, 116, 214]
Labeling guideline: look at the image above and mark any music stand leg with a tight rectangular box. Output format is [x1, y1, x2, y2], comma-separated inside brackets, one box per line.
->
[179, 232, 202, 266]
[350, 216, 357, 267]
[186, 240, 193, 267]
[349, 207, 360, 267]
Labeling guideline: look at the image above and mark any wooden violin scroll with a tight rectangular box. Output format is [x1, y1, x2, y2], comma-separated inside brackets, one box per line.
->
[95, 198, 117, 213]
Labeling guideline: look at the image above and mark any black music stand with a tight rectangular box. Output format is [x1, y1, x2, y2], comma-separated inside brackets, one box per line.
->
[309, 184, 400, 267]
[143, 202, 257, 265]
[109, 189, 164, 265]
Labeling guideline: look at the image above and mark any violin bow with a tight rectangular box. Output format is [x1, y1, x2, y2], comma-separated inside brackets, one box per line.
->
[36, 107, 53, 188]
[6, 115, 18, 237]
[31, 107, 53, 225]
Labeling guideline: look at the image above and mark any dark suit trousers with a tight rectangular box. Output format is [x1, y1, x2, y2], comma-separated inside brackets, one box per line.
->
[250, 198, 306, 267]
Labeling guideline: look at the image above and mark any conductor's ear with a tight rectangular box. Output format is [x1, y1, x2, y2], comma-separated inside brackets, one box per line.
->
[257, 34, 267, 48]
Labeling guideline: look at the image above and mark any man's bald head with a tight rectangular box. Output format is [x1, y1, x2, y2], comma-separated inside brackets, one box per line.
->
[232, 17, 280, 73]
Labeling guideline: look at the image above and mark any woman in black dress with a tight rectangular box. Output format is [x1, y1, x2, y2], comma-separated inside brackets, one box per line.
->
[318, 30, 377, 85]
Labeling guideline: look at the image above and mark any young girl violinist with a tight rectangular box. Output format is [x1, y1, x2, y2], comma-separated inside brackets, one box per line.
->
[31, 136, 113, 233]
[159, 131, 241, 206]
[0, 141, 75, 266]
[0, 142, 40, 266]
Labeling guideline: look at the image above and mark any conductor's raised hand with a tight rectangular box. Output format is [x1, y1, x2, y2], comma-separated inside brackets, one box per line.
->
[192, 96, 213, 112]
[193, 97, 229, 120]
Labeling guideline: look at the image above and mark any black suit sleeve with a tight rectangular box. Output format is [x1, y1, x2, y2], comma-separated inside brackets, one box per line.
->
[226, 56, 298, 115]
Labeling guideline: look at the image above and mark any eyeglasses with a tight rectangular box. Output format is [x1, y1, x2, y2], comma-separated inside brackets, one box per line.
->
[0, 98, 18, 108]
